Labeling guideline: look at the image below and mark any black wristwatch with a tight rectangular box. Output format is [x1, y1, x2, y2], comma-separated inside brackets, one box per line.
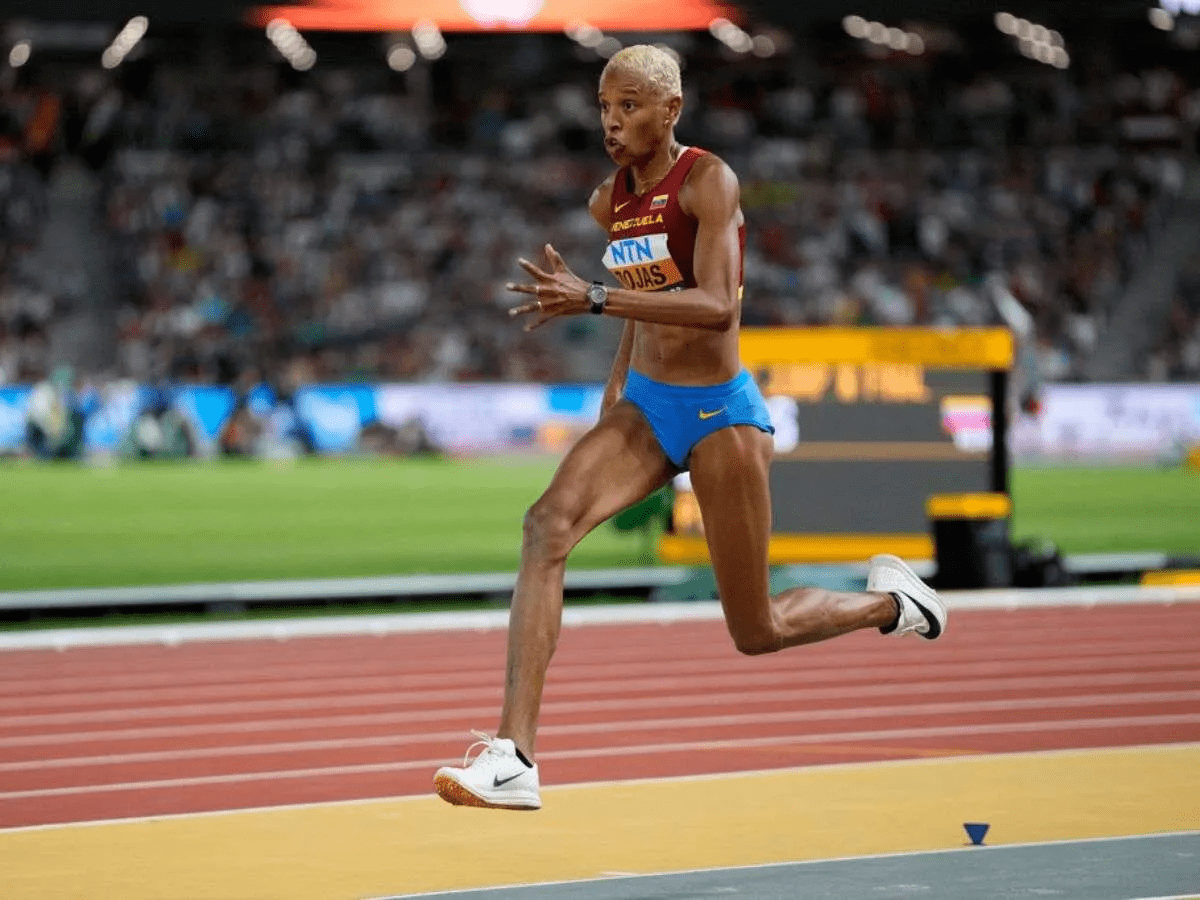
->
[586, 281, 608, 315]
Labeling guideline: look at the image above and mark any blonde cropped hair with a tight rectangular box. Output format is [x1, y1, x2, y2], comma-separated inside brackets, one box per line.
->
[601, 45, 683, 101]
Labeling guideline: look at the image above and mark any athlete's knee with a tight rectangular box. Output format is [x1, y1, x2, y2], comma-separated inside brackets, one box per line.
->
[725, 615, 781, 656]
[522, 497, 575, 564]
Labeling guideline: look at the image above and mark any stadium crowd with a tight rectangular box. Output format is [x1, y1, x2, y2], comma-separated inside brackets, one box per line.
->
[0, 113, 51, 386]
[2, 24, 1199, 392]
[1150, 249, 1200, 381]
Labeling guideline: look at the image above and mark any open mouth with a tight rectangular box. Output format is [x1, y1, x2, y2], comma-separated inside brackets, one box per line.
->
[604, 138, 623, 153]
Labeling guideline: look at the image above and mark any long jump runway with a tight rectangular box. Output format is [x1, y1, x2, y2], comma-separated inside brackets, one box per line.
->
[1, 599, 1198, 899]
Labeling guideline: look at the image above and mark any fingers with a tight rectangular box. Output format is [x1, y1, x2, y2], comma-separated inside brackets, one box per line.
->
[523, 316, 550, 333]
[545, 244, 565, 272]
[508, 300, 542, 318]
[509, 303, 551, 330]
[517, 257, 550, 280]
[506, 282, 539, 295]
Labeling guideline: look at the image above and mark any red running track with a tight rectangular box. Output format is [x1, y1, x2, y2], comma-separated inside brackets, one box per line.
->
[2, 603, 1199, 829]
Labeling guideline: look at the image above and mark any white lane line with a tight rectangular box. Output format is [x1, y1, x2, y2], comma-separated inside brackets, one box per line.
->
[4, 631, 1200, 708]
[5, 646, 1199, 729]
[2, 747, 1195, 835]
[3, 667, 1196, 752]
[1, 616, 1187, 695]
[2, 585, 1198, 652]
[2, 688, 1200, 773]
[2, 712, 1199, 801]
[3, 689, 1200, 773]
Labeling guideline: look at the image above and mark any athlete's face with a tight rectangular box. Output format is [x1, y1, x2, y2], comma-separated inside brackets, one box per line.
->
[598, 70, 679, 165]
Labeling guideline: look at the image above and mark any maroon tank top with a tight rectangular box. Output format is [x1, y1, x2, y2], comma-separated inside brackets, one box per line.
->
[602, 146, 746, 293]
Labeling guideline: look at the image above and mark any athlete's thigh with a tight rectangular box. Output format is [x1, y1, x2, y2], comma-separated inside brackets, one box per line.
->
[537, 399, 676, 541]
[687, 424, 775, 628]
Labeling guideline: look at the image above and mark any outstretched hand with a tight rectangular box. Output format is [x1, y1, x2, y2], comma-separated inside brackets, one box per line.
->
[507, 244, 589, 332]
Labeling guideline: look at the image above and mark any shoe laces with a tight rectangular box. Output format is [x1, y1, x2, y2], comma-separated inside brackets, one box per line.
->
[462, 729, 504, 767]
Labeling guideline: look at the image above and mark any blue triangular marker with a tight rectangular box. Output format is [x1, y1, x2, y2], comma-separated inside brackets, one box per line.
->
[964, 822, 989, 845]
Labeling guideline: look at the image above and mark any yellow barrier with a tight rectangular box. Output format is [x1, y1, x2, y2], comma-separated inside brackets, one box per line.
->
[739, 327, 1014, 369]
[1141, 569, 1200, 586]
[926, 492, 1012, 520]
[658, 533, 934, 565]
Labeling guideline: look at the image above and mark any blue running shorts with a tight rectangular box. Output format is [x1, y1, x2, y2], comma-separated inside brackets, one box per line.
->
[623, 368, 775, 469]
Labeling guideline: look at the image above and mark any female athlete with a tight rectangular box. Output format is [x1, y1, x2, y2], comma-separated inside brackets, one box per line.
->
[434, 45, 944, 810]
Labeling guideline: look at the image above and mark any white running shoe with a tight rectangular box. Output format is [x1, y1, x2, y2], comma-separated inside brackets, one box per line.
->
[868, 553, 947, 640]
[434, 731, 542, 810]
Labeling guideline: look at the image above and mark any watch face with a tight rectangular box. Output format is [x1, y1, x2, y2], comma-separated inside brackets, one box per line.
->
[588, 284, 606, 303]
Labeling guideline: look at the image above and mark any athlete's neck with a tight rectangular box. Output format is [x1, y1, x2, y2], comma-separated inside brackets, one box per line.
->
[630, 141, 682, 196]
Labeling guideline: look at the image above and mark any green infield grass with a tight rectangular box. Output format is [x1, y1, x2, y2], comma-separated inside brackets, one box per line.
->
[1, 458, 1197, 591]
[1009, 466, 1199, 556]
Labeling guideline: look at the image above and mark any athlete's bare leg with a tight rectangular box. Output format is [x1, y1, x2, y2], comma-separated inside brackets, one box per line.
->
[687, 425, 898, 654]
[497, 401, 675, 757]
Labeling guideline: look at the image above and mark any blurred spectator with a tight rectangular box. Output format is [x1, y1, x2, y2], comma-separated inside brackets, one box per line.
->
[1149, 250, 1200, 381]
[25, 365, 84, 459]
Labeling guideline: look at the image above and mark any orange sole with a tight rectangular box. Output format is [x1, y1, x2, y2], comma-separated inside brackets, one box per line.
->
[433, 774, 541, 811]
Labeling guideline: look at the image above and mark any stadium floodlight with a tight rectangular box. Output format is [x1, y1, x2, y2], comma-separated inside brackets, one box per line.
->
[8, 40, 31, 68]
[566, 21, 605, 48]
[266, 18, 318, 70]
[460, 0, 543, 28]
[846, 16, 923, 55]
[999, 12, 1067, 69]
[1149, 7, 1175, 29]
[412, 20, 446, 60]
[751, 34, 776, 57]
[387, 43, 416, 71]
[101, 15, 149, 69]
[293, 47, 317, 69]
[710, 18, 753, 53]
[842, 15, 868, 39]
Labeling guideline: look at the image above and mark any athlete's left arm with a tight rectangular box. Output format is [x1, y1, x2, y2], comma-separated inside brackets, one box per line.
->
[507, 158, 742, 332]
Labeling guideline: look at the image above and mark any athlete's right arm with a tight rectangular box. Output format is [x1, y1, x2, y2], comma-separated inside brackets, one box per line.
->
[589, 177, 634, 415]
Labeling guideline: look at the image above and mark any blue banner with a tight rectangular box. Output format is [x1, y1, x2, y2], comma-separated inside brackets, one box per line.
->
[1, 380, 608, 457]
[293, 385, 377, 454]
[0, 386, 31, 453]
[170, 386, 238, 455]
[82, 383, 158, 452]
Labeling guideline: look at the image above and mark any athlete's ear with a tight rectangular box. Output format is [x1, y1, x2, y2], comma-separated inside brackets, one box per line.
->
[666, 94, 682, 126]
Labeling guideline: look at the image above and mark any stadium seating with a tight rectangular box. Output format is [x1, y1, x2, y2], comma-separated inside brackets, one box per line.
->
[1, 26, 1198, 391]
